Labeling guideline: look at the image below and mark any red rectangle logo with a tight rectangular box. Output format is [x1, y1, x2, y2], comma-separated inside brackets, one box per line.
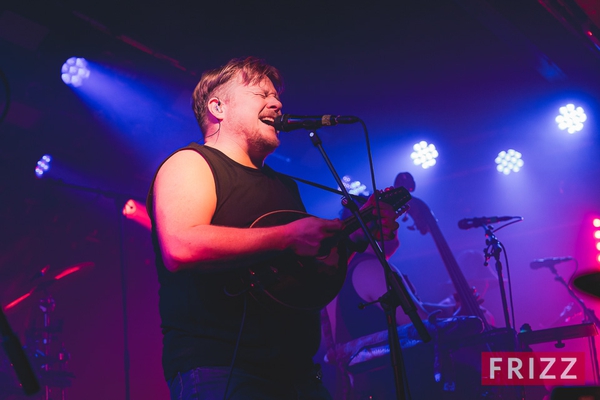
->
[481, 352, 585, 385]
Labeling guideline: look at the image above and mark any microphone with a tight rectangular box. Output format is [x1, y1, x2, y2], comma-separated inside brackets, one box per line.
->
[268, 114, 359, 132]
[530, 257, 573, 269]
[457, 216, 518, 230]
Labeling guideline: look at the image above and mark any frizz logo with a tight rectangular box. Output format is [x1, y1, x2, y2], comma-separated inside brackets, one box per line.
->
[481, 352, 585, 385]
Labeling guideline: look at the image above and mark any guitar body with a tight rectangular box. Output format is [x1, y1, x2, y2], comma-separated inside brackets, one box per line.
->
[244, 210, 349, 311]
[241, 186, 412, 311]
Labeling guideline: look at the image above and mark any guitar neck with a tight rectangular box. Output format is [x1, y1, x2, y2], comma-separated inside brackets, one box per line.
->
[341, 205, 378, 236]
[412, 197, 493, 331]
[340, 186, 411, 237]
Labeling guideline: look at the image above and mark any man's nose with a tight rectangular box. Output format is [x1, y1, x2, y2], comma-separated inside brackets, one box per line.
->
[268, 97, 282, 111]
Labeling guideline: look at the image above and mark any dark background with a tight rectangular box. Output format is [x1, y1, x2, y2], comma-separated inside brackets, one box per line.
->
[1, 0, 600, 398]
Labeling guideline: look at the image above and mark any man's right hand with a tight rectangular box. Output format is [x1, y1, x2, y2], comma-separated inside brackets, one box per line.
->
[284, 217, 343, 257]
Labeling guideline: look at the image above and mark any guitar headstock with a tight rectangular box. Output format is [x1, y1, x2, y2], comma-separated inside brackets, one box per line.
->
[392, 171, 431, 235]
[402, 196, 433, 235]
[376, 186, 412, 214]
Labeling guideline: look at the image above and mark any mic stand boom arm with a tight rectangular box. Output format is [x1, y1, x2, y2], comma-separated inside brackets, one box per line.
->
[306, 130, 431, 400]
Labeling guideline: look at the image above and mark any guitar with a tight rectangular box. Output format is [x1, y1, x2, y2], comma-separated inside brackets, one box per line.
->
[241, 186, 412, 311]
[395, 172, 493, 330]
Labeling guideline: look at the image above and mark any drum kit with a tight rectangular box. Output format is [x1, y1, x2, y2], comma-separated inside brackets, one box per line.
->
[1, 261, 93, 400]
[329, 260, 600, 400]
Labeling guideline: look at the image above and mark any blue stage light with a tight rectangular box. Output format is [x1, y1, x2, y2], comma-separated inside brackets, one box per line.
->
[61, 57, 90, 87]
[35, 154, 52, 178]
[341, 175, 369, 196]
[410, 141, 438, 169]
[555, 104, 587, 134]
[495, 149, 523, 175]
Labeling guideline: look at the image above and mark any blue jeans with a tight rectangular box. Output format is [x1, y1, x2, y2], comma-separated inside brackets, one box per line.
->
[168, 366, 333, 400]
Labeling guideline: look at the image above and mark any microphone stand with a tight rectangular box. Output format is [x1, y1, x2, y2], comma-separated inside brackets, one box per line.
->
[306, 130, 430, 400]
[544, 264, 600, 383]
[482, 225, 525, 400]
[482, 225, 512, 330]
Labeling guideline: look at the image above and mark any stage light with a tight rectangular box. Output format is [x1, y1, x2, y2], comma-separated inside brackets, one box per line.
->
[495, 149, 524, 175]
[34, 154, 52, 178]
[555, 104, 587, 134]
[341, 175, 369, 196]
[593, 218, 600, 228]
[410, 141, 438, 169]
[61, 57, 90, 87]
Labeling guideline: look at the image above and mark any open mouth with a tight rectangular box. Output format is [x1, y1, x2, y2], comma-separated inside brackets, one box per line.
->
[260, 117, 275, 126]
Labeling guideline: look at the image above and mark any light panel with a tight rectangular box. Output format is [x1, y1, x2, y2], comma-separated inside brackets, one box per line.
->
[61, 57, 90, 87]
[410, 141, 438, 169]
[555, 104, 587, 134]
[341, 175, 369, 196]
[35, 154, 52, 178]
[495, 149, 524, 175]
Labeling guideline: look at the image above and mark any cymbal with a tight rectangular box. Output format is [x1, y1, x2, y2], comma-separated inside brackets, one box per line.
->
[3, 261, 94, 311]
[573, 272, 600, 298]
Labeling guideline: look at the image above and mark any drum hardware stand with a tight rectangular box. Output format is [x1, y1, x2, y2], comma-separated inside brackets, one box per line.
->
[35, 287, 72, 400]
[543, 263, 600, 384]
[305, 128, 431, 400]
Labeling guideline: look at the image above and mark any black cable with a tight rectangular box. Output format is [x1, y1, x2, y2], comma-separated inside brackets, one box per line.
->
[499, 242, 516, 335]
[222, 291, 248, 400]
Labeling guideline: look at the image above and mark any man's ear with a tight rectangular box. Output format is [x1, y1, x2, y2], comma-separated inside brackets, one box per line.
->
[208, 97, 223, 119]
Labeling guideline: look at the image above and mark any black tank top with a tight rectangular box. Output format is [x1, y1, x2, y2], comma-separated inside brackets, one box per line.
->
[147, 144, 321, 381]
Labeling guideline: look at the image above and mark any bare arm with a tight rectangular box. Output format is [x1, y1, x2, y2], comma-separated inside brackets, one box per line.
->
[153, 149, 343, 272]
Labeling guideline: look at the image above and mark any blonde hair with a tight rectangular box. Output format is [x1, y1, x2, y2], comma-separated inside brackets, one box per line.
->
[192, 56, 284, 136]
